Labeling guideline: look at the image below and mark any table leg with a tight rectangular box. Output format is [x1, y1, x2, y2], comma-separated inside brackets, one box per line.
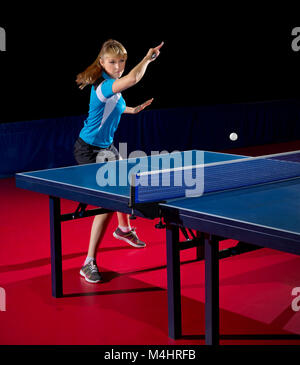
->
[205, 234, 219, 345]
[196, 231, 205, 260]
[49, 196, 63, 298]
[166, 224, 182, 339]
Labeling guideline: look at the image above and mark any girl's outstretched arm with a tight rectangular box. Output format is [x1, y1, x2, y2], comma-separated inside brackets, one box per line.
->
[112, 42, 164, 94]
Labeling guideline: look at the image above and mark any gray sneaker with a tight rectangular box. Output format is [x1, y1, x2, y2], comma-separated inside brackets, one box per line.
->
[113, 227, 146, 248]
[80, 260, 103, 283]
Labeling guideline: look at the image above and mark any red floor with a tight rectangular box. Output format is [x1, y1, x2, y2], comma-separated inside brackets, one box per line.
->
[1, 143, 300, 346]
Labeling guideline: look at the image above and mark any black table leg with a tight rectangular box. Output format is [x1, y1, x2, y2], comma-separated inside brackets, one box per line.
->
[49, 196, 63, 298]
[196, 231, 205, 260]
[205, 234, 219, 345]
[166, 224, 182, 339]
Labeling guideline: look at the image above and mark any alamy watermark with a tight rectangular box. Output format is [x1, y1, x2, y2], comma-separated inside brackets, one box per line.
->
[95, 145, 205, 198]
[291, 27, 300, 52]
[0, 287, 6, 311]
[291, 287, 300, 312]
[0, 27, 6, 51]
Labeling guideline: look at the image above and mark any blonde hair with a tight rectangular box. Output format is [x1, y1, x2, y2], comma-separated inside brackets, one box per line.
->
[76, 39, 127, 90]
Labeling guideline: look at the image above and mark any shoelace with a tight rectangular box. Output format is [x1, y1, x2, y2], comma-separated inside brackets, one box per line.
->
[121, 227, 137, 236]
[90, 262, 99, 273]
[128, 227, 139, 239]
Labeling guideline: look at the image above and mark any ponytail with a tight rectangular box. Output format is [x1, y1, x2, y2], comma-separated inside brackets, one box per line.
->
[76, 60, 103, 90]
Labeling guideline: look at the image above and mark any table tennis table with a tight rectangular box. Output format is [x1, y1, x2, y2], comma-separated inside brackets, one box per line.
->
[15, 150, 300, 345]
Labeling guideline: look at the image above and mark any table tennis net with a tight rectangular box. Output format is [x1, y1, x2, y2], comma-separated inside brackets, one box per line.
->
[130, 151, 300, 204]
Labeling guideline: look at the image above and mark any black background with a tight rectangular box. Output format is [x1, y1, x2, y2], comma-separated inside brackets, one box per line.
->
[1, 4, 300, 123]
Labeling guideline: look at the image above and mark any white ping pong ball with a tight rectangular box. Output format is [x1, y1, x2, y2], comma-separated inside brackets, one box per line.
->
[229, 132, 238, 141]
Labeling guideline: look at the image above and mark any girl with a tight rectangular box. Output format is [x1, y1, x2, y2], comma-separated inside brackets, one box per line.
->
[74, 39, 163, 283]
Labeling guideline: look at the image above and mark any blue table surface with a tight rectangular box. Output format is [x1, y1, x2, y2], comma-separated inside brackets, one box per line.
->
[17, 150, 300, 235]
[18, 151, 244, 198]
[162, 177, 300, 235]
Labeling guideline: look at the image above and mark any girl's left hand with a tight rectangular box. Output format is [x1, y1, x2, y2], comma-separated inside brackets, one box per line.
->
[146, 42, 164, 62]
[134, 98, 154, 113]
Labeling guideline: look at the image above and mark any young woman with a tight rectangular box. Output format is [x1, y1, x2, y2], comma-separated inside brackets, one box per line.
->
[74, 39, 163, 283]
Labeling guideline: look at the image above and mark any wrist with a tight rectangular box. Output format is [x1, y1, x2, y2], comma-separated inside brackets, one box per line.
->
[135, 105, 142, 114]
[143, 56, 152, 63]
